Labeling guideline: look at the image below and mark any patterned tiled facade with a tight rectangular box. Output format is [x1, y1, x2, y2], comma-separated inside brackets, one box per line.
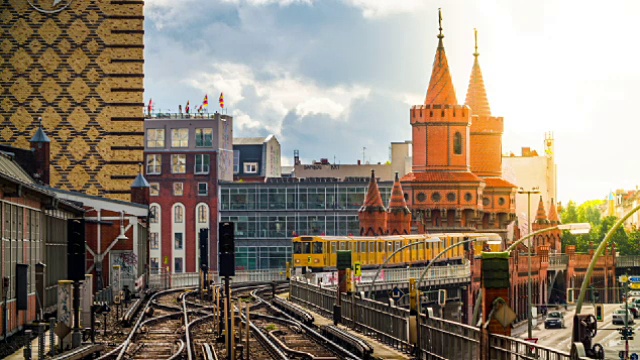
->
[1, 0, 144, 201]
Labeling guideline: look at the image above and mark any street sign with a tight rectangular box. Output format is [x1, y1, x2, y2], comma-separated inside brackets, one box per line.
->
[525, 338, 538, 354]
[631, 353, 638, 360]
[620, 275, 629, 283]
[630, 277, 640, 283]
[391, 286, 404, 299]
[354, 262, 362, 277]
[631, 283, 640, 290]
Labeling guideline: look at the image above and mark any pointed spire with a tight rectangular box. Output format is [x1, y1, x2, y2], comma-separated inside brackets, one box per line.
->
[535, 195, 548, 222]
[425, 9, 458, 106]
[548, 198, 559, 224]
[464, 29, 492, 117]
[388, 172, 410, 213]
[361, 170, 385, 210]
[132, 163, 150, 188]
[30, 117, 50, 143]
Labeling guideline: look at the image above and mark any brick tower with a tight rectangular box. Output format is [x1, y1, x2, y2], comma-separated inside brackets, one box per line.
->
[402, 12, 484, 232]
[465, 29, 517, 230]
[387, 172, 412, 235]
[359, 170, 388, 236]
[1, 1, 145, 201]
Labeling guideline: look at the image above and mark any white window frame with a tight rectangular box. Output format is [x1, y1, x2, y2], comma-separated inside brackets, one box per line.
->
[244, 162, 258, 174]
[173, 182, 184, 196]
[171, 128, 189, 148]
[150, 182, 160, 196]
[146, 129, 165, 148]
[150, 232, 159, 249]
[195, 154, 210, 174]
[146, 154, 162, 175]
[174, 233, 183, 249]
[195, 128, 213, 147]
[197, 204, 208, 223]
[233, 150, 240, 174]
[171, 154, 186, 174]
[198, 182, 208, 196]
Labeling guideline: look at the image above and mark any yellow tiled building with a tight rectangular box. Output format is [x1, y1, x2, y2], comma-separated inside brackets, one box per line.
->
[1, 0, 144, 201]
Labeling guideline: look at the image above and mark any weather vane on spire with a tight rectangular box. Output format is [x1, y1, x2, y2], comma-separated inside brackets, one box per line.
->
[474, 28, 479, 57]
[438, 8, 443, 38]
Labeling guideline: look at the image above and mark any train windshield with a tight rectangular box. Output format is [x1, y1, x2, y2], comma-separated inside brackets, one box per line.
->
[294, 242, 312, 254]
[313, 242, 323, 254]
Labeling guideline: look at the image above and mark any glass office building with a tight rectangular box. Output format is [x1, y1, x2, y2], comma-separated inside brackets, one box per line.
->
[219, 178, 392, 270]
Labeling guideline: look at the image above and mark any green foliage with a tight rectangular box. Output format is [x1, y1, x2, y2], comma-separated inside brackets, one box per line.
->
[560, 201, 640, 255]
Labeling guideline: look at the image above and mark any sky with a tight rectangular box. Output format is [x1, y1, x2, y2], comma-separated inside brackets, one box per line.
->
[144, 0, 640, 205]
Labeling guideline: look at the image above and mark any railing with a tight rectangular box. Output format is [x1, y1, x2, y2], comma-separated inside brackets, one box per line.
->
[148, 269, 287, 290]
[549, 254, 569, 269]
[617, 255, 640, 267]
[95, 287, 113, 304]
[290, 278, 589, 360]
[149, 112, 227, 119]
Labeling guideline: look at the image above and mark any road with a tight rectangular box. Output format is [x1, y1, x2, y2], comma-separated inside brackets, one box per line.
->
[513, 304, 640, 359]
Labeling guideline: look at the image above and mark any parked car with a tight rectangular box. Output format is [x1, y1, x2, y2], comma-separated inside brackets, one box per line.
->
[613, 309, 635, 325]
[627, 303, 640, 318]
[544, 311, 565, 329]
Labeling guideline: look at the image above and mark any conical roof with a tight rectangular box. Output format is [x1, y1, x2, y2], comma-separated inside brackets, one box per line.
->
[30, 127, 50, 143]
[424, 12, 457, 106]
[360, 170, 386, 211]
[548, 198, 559, 223]
[535, 196, 547, 222]
[132, 173, 150, 188]
[388, 172, 410, 214]
[464, 29, 491, 117]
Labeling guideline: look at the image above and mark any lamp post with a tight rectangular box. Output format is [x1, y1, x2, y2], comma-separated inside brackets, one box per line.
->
[517, 186, 540, 340]
[367, 235, 442, 299]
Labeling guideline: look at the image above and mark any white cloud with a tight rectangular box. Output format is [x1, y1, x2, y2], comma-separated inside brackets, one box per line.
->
[341, 0, 428, 18]
[231, 110, 262, 130]
[221, 0, 313, 5]
[187, 62, 370, 135]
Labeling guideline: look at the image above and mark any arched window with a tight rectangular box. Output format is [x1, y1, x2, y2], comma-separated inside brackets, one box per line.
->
[197, 204, 208, 223]
[454, 132, 463, 155]
[174, 205, 184, 223]
[150, 205, 159, 223]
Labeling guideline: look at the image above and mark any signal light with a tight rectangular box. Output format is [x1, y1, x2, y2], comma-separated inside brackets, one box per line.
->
[567, 288, 575, 304]
[595, 304, 603, 322]
[438, 289, 447, 306]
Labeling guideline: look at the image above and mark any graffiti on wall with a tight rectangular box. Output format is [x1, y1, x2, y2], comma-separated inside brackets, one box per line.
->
[110, 251, 138, 279]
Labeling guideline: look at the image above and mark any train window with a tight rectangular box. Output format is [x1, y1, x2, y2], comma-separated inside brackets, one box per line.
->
[331, 242, 336, 254]
[294, 243, 302, 254]
[340, 241, 346, 250]
[369, 242, 374, 252]
[303, 242, 311, 254]
[313, 242, 323, 254]
[377, 242, 383, 252]
[360, 242, 366, 252]
[395, 241, 401, 251]
[387, 242, 393, 252]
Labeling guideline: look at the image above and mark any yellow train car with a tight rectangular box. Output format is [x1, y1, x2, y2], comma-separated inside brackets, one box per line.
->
[291, 233, 503, 272]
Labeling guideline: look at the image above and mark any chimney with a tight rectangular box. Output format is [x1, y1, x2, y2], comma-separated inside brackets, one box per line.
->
[29, 118, 51, 185]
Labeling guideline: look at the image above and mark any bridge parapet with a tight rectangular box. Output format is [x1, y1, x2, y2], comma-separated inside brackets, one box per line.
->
[617, 255, 640, 268]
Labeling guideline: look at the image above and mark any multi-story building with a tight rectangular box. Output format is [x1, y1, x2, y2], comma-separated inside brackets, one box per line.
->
[219, 178, 392, 269]
[503, 133, 558, 232]
[144, 113, 233, 274]
[233, 136, 282, 181]
[1, 1, 145, 201]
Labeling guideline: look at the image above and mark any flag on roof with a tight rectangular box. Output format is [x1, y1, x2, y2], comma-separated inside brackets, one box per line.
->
[219, 92, 224, 109]
[198, 105, 203, 113]
[203, 94, 209, 109]
[186, 100, 190, 114]
[147, 98, 153, 114]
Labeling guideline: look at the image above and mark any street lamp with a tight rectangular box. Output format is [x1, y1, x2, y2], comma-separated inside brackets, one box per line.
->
[367, 235, 442, 299]
[517, 186, 540, 340]
[505, 222, 591, 340]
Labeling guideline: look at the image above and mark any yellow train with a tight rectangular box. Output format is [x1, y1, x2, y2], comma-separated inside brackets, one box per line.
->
[291, 233, 503, 271]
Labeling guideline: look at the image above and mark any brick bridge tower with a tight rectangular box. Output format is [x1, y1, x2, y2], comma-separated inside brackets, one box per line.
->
[465, 29, 517, 231]
[359, 170, 387, 236]
[401, 15, 484, 233]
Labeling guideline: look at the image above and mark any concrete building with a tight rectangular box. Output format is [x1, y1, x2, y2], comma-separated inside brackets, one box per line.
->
[502, 132, 558, 235]
[144, 113, 233, 274]
[1, 1, 145, 201]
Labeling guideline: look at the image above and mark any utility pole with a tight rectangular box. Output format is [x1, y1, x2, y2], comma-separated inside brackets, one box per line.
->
[518, 186, 540, 341]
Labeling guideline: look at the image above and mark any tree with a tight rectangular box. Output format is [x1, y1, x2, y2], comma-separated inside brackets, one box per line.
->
[561, 200, 579, 224]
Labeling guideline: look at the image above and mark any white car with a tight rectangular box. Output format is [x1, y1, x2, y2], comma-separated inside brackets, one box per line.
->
[613, 309, 635, 325]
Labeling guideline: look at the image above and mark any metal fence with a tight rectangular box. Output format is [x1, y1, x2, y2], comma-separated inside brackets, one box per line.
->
[148, 269, 287, 290]
[290, 279, 588, 360]
[95, 287, 113, 304]
[618, 255, 640, 268]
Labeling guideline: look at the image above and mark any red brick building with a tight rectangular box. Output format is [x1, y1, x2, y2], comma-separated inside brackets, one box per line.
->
[144, 113, 234, 274]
